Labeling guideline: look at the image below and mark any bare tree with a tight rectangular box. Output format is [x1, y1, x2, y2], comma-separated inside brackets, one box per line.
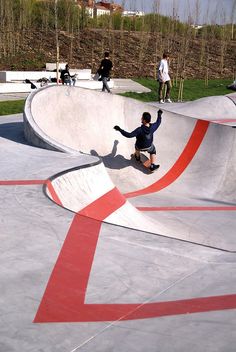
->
[119, 0, 126, 52]
[54, 0, 60, 84]
[231, 0, 236, 40]
[152, 0, 162, 79]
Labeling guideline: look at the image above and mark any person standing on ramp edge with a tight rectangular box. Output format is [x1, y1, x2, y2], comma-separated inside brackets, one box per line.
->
[114, 109, 163, 172]
[158, 52, 172, 103]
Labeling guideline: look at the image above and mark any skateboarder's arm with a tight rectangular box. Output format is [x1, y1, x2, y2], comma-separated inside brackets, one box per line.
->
[152, 110, 162, 131]
[114, 126, 139, 138]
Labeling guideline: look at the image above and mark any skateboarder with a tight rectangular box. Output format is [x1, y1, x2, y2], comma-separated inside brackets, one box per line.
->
[114, 109, 163, 172]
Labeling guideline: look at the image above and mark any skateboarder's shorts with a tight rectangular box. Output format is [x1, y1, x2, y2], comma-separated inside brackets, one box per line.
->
[135, 144, 156, 155]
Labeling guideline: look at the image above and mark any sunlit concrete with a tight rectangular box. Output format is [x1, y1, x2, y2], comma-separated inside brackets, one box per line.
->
[1, 86, 236, 352]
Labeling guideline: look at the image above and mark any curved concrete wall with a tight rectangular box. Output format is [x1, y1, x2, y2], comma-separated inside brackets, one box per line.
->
[24, 85, 236, 200]
[24, 85, 236, 250]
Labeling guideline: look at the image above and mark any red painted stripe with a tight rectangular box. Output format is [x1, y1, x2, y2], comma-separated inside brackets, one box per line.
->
[34, 215, 102, 324]
[0, 180, 46, 185]
[125, 120, 209, 198]
[46, 180, 63, 206]
[79, 187, 126, 220]
[34, 208, 236, 322]
[35, 293, 236, 323]
[137, 206, 236, 211]
[34, 187, 236, 323]
[34, 187, 126, 323]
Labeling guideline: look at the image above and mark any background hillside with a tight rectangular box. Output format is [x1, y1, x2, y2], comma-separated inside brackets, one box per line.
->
[1, 28, 235, 81]
[0, 0, 235, 81]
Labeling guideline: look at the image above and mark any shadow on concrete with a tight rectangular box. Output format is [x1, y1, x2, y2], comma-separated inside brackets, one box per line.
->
[197, 197, 236, 206]
[90, 140, 150, 174]
[0, 122, 29, 145]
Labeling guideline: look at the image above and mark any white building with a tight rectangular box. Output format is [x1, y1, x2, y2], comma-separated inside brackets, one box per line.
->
[76, 1, 122, 17]
[122, 10, 145, 17]
[86, 6, 94, 17]
[95, 5, 110, 16]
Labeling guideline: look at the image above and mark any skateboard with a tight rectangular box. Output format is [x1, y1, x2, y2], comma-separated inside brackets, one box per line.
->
[130, 153, 160, 173]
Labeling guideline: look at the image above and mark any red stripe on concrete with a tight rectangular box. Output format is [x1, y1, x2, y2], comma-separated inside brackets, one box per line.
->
[35, 294, 236, 323]
[79, 187, 126, 220]
[45, 180, 63, 206]
[34, 215, 102, 324]
[34, 186, 236, 323]
[125, 120, 209, 198]
[137, 206, 236, 211]
[34, 187, 126, 323]
[34, 208, 236, 323]
[0, 180, 46, 185]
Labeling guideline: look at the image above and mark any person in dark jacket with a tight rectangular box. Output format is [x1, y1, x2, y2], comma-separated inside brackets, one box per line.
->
[60, 64, 76, 86]
[114, 109, 163, 171]
[98, 52, 113, 93]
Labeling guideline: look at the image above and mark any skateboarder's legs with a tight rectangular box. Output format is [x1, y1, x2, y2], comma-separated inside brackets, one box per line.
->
[135, 144, 156, 163]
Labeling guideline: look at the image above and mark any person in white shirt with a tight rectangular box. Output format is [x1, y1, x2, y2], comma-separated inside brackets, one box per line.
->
[157, 52, 172, 104]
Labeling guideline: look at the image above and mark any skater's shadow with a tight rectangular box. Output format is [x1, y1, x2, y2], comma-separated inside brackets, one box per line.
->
[0, 122, 29, 145]
[90, 140, 150, 174]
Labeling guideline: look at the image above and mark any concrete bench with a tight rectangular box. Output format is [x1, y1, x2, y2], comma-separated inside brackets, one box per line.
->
[0, 71, 56, 82]
[0, 69, 92, 82]
[46, 63, 92, 79]
[46, 63, 67, 71]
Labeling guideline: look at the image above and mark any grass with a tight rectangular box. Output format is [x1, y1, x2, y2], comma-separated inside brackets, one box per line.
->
[0, 78, 233, 116]
[0, 100, 25, 116]
[120, 78, 233, 102]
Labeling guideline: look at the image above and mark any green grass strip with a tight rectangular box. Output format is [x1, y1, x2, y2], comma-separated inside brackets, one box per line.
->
[0, 79, 233, 116]
[120, 78, 233, 102]
[0, 100, 25, 116]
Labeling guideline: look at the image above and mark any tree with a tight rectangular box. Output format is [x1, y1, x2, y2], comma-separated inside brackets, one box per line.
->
[55, 0, 60, 83]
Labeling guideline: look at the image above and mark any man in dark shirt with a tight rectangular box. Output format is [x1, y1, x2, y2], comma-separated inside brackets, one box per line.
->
[98, 52, 113, 93]
[114, 109, 163, 171]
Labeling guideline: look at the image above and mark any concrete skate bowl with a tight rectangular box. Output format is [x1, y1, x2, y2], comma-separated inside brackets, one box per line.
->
[24, 85, 236, 251]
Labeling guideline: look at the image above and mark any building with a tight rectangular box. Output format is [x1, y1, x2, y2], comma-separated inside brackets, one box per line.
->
[122, 10, 145, 17]
[94, 5, 110, 17]
[96, 1, 123, 13]
[75, 1, 123, 17]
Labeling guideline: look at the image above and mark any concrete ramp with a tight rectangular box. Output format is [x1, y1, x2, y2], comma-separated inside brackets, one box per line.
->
[151, 94, 236, 126]
[24, 85, 236, 251]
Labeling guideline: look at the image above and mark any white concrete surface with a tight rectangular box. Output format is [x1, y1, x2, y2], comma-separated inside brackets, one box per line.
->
[0, 78, 148, 95]
[48, 163, 170, 235]
[150, 94, 236, 126]
[75, 78, 114, 89]
[1, 86, 236, 352]
[110, 78, 151, 93]
[0, 92, 29, 101]
[0, 82, 33, 93]
[0, 80, 114, 93]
